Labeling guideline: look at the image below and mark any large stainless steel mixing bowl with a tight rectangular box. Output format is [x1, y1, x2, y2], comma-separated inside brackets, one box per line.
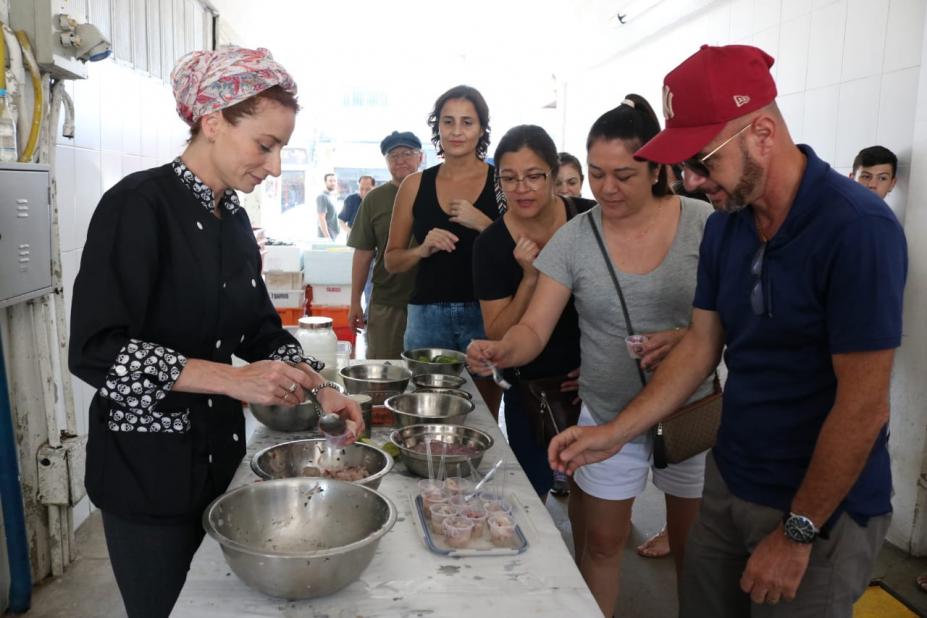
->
[389, 423, 494, 478]
[339, 363, 412, 405]
[401, 348, 466, 376]
[250, 438, 393, 489]
[384, 391, 475, 427]
[248, 398, 321, 432]
[203, 478, 396, 599]
[248, 383, 345, 432]
[411, 373, 467, 389]
[412, 386, 473, 400]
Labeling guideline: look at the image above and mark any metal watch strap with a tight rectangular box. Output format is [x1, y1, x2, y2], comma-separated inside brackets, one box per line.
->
[783, 512, 819, 543]
[309, 381, 339, 398]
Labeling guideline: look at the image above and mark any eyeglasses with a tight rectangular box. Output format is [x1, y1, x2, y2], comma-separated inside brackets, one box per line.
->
[386, 149, 420, 162]
[498, 172, 550, 191]
[682, 122, 753, 178]
[750, 241, 771, 317]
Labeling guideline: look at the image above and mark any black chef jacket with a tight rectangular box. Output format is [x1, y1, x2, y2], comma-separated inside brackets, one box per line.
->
[69, 160, 317, 524]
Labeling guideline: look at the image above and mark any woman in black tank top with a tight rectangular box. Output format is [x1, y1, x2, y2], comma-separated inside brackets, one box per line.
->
[385, 85, 503, 413]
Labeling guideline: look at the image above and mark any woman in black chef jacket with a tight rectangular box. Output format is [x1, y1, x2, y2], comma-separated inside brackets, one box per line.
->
[68, 46, 363, 618]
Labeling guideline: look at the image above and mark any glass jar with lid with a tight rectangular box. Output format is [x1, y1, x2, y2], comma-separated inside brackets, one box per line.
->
[296, 316, 338, 381]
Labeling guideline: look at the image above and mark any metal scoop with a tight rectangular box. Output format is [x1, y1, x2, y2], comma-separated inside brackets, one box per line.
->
[318, 413, 349, 471]
[318, 413, 347, 436]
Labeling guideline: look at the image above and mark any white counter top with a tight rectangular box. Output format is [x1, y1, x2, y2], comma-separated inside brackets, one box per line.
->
[173, 374, 598, 617]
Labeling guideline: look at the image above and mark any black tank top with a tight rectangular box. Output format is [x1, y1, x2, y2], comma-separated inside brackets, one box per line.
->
[410, 164, 499, 304]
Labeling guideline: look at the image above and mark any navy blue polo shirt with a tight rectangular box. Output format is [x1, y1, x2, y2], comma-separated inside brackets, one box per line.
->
[693, 145, 907, 525]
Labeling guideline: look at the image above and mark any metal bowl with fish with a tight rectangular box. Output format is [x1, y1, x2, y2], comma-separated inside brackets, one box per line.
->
[389, 423, 494, 477]
[250, 438, 393, 489]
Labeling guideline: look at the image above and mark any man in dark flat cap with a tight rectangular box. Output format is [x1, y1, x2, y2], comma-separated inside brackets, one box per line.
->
[347, 131, 424, 358]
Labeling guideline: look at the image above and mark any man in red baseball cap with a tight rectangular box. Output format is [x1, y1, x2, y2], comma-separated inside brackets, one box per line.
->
[549, 44, 907, 617]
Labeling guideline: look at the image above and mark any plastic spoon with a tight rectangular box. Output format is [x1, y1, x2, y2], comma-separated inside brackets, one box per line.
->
[488, 364, 512, 390]
[464, 459, 504, 502]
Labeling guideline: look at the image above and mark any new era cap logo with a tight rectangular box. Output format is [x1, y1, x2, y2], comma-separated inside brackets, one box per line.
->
[663, 85, 675, 120]
[733, 95, 751, 107]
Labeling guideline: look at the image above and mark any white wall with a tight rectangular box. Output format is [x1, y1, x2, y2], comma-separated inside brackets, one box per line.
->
[891, 6, 927, 555]
[54, 59, 189, 527]
[562, 0, 926, 550]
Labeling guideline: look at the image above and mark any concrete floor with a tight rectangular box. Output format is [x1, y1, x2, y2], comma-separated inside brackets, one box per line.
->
[22, 482, 927, 617]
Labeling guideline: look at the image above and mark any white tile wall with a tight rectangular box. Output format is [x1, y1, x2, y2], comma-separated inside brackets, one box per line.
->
[72, 74, 102, 151]
[807, 1, 850, 89]
[878, 67, 921, 164]
[835, 75, 882, 168]
[752, 26, 781, 81]
[755, 0, 782, 32]
[781, 0, 812, 21]
[101, 150, 123, 194]
[776, 92, 806, 136]
[802, 85, 841, 163]
[885, 163, 909, 220]
[121, 72, 143, 157]
[776, 16, 812, 94]
[841, 0, 890, 81]
[729, 0, 755, 41]
[74, 149, 103, 247]
[884, 0, 927, 72]
[55, 146, 78, 253]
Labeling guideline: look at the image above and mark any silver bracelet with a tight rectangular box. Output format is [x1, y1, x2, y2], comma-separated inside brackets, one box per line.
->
[309, 381, 341, 398]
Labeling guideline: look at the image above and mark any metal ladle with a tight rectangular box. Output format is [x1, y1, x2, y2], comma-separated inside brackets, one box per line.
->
[318, 413, 348, 470]
[318, 413, 347, 436]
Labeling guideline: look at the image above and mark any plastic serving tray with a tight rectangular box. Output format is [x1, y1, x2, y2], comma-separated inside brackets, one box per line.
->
[410, 494, 529, 557]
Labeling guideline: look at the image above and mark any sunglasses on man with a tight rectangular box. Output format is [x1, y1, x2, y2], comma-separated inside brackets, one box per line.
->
[681, 122, 753, 178]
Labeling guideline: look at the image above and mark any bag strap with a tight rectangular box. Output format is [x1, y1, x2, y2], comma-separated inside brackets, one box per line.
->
[588, 214, 647, 387]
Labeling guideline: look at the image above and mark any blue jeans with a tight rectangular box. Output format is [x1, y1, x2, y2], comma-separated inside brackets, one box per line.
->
[403, 302, 486, 352]
[503, 387, 554, 496]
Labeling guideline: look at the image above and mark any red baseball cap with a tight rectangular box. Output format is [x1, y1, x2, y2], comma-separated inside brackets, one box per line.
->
[635, 44, 777, 164]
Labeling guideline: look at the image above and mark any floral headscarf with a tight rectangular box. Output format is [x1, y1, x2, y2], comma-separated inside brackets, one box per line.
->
[170, 46, 297, 126]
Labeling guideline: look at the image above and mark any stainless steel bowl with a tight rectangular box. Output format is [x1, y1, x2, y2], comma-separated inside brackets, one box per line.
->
[339, 363, 412, 405]
[412, 373, 467, 389]
[413, 386, 472, 400]
[401, 348, 466, 376]
[389, 423, 494, 478]
[203, 478, 396, 599]
[384, 391, 475, 427]
[250, 439, 393, 489]
[248, 398, 321, 433]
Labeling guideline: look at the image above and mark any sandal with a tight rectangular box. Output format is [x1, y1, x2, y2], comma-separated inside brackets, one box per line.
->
[637, 527, 671, 558]
[916, 573, 927, 592]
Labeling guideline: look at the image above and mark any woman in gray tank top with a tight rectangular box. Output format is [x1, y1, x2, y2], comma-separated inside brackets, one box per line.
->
[467, 95, 715, 616]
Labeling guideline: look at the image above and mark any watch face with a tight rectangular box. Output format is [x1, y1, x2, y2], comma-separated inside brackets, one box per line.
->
[784, 515, 816, 543]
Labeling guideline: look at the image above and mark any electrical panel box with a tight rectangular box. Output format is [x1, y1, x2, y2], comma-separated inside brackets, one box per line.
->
[0, 163, 52, 308]
[9, 0, 89, 80]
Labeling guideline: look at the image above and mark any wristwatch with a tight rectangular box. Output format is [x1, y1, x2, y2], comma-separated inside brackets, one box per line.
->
[782, 512, 820, 544]
[309, 381, 341, 399]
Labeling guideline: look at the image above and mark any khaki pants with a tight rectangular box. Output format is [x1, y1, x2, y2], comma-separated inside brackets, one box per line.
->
[366, 303, 407, 360]
[680, 453, 890, 618]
